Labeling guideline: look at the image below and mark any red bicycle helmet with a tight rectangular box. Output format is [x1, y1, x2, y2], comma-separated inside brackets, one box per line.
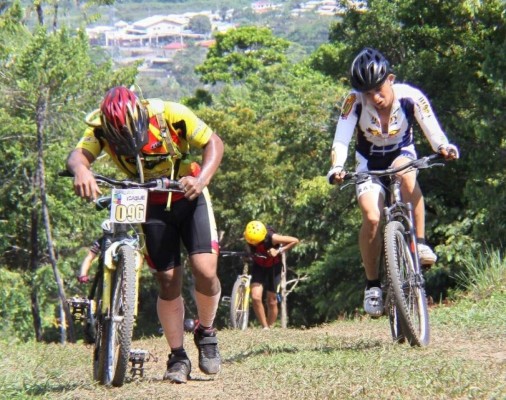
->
[100, 86, 149, 156]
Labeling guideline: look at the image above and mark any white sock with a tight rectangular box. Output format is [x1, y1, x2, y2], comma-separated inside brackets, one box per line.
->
[194, 290, 221, 328]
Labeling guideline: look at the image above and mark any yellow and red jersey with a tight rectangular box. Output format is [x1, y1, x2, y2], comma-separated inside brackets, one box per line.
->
[76, 99, 213, 203]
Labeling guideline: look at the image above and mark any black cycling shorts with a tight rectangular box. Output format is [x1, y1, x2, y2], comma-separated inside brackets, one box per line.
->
[142, 190, 218, 271]
[251, 263, 282, 293]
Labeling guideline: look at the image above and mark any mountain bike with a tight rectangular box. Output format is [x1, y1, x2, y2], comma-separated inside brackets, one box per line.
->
[220, 251, 253, 330]
[61, 171, 182, 386]
[341, 154, 446, 347]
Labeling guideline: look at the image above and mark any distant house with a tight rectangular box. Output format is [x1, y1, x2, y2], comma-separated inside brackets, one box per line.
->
[133, 15, 187, 35]
[102, 14, 201, 47]
[251, 1, 275, 13]
[86, 25, 114, 45]
[164, 42, 188, 51]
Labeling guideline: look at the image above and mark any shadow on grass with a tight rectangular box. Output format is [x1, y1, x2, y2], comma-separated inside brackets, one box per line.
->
[224, 338, 385, 364]
[8, 382, 82, 397]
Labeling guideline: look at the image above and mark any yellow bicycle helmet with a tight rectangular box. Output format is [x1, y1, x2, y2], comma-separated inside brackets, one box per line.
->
[244, 221, 267, 245]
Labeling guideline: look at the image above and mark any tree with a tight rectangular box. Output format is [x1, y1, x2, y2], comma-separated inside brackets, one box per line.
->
[0, 3, 138, 341]
[192, 57, 343, 324]
[195, 26, 291, 84]
[189, 14, 212, 35]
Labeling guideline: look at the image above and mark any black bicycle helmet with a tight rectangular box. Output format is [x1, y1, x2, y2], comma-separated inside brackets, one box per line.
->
[350, 48, 391, 92]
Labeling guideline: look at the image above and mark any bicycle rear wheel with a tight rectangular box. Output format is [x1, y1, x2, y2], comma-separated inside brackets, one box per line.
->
[230, 278, 250, 330]
[384, 221, 430, 347]
[103, 245, 137, 386]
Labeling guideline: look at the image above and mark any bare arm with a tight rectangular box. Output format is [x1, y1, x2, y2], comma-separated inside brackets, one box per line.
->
[79, 250, 97, 278]
[66, 148, 101, 201]
[269, 234, 299, 257]
[180, 132, 224, 200]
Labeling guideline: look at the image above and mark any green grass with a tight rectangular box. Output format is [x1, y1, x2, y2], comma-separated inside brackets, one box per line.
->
[2, 250, 505, 399]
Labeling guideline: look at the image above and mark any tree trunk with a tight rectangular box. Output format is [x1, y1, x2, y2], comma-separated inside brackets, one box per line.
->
[35, 89, 75, 343]
[53, 4, 58, 31]
[29, 185, 43, 341]
[36, 2, 43, 25]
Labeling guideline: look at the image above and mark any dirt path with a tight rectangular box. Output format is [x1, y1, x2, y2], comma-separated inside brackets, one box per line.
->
[59, 315, 506, 400]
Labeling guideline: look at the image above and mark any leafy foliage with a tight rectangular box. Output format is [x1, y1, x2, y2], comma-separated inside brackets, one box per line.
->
[188, 14, 212, 35]
[195, 26, 290, 84]
[0, 4, 138, 340]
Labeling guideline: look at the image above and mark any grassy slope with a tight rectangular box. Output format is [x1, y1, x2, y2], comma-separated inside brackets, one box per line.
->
[1, 291, 505, 400]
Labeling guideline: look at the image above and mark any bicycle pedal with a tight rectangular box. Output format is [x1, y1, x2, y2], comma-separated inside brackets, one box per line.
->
[129, 349, 155, 378]
[66, 297, 90, 321]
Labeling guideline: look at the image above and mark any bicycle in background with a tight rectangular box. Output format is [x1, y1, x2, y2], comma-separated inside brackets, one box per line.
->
[62, 171, 182, 386]
[220, 251, 254, 330]
[342, 154, 447, 346]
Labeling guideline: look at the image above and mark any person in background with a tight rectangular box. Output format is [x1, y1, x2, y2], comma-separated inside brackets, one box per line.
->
[77, 219, 112, 284]
[243, 221, 299, 329]
[327, 48, 459, 317]
[66, 86, 224, 384]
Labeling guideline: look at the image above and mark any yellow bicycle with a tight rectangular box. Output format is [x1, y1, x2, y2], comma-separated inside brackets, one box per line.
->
[221, 251, 252, 330]
[62, 171, 181, 385]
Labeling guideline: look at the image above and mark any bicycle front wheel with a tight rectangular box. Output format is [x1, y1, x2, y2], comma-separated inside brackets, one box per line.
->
[93, 280, 107, 384]
[384, 221, 430, 347]
[380, 253, 405, 344]
[230, 278, 250, 330]
[385, 290, 405, 344]
[104, 245, 137, 386]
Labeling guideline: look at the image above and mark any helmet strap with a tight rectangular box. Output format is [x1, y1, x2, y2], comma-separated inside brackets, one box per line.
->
[155, 113, 184, 159]
[165, 158, 176, 211]
[136, 154, 145, 183]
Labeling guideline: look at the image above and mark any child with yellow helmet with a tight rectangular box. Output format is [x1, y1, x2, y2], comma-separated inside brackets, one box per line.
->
[243, 221, 299, 329]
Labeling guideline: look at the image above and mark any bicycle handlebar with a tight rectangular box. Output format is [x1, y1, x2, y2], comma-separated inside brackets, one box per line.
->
[220, 250, 249, 257]
[219, 250, 267, 259]
[58, 170, 184, 192]
[342, 154, 445, 185]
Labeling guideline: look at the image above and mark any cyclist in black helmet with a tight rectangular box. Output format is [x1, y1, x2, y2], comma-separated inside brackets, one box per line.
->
[327, 48, 459, 317]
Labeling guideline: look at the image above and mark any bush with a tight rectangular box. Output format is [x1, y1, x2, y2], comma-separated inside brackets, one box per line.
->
[0, 268, 34, 341]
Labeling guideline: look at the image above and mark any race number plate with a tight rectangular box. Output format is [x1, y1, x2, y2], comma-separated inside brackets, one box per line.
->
[110, 188, 148, 223]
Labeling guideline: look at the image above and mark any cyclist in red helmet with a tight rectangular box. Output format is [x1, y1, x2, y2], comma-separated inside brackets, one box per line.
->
[327, 48, 459, 317]
[66, 86, 224, 383]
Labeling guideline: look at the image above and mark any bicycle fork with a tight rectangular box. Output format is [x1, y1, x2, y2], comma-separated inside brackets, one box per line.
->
[385, 179, 424, 282]
[102, 242, 143, 318]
